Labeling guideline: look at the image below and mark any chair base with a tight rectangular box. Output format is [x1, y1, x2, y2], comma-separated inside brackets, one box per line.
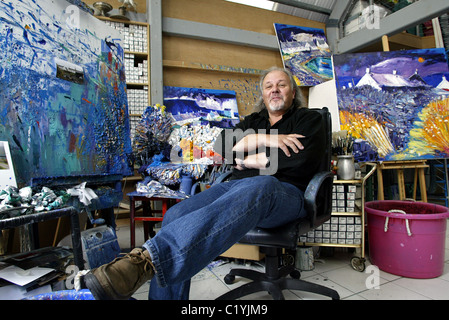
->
[216, 248, 340, 300]
[216, 269, 340, 300]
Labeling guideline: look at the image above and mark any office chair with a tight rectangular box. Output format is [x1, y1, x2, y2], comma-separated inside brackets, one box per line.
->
[215, 107, 339, 300]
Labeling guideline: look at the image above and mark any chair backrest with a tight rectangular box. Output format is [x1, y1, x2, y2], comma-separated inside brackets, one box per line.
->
[313, 107, 332, 172]
[304, 107, 334, 229]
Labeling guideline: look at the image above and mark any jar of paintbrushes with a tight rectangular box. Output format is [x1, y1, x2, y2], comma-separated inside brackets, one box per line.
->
[333, 133, 355, 180]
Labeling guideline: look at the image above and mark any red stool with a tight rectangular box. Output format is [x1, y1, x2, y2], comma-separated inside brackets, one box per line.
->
[128, 191, 182, 248]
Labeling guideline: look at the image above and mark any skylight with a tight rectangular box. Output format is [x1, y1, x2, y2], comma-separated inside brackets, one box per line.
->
[225, 0, 275, 11]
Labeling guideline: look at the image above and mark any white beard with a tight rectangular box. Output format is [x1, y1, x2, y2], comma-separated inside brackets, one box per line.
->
[268, 100, 285, 111]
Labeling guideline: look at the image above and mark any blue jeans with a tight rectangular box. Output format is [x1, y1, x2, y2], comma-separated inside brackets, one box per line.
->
[143, 175, 306, 300]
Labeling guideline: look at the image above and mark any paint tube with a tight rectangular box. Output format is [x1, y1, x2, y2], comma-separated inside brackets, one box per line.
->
[19, 187, 33, 203]
[46, 195, 66, 211]
[66, 182, 98, 206]
[41, 187, 57, 206]
[0, 186, 73, 220]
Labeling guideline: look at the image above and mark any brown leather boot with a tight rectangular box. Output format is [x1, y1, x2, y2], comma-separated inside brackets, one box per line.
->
[83, 248, 155, 300]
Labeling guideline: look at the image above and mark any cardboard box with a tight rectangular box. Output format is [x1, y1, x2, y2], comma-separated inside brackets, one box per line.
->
[220, 244, 264, 261]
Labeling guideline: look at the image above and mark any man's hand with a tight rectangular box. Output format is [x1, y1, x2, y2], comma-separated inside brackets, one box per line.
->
[265, 134, 304, 157]
[232, 134, 305, 157]
[235, 152, 269, 170]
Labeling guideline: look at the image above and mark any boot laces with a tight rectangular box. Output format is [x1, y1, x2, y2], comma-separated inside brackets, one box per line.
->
[123, 250, 155, 272]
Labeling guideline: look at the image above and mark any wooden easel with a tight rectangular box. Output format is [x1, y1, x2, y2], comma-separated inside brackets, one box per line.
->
[376, 161, 428, 202]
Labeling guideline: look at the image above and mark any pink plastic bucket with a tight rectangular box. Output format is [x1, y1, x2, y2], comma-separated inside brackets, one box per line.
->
[365, 200, 449, 279]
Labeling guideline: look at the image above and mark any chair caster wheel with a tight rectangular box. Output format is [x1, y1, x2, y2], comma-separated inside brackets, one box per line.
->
[224, 274, 235, 284]
[290, 269, 301, 279]
[350, 257, 366, 272]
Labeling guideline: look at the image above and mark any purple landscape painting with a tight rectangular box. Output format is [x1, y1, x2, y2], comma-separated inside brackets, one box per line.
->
[333, 48, 449, 162]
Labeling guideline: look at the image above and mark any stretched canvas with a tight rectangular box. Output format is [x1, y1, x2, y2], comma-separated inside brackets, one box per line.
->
[333, 48, 449, 162]
[0, 0, 133, 186]
[0, 141, 17, 189]
[163, 86, 240, 128]
[274, 23, 333, 86]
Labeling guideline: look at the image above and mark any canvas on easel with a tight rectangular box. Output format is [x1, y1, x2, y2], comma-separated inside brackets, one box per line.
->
[0, 0, 133, 187]
[0, 141, 17, 189]
[333, 48, 449, 162]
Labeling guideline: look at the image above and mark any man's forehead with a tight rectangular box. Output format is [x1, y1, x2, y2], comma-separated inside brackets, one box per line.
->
[263, 73, 290, 84]
[263, 78, 289, 84]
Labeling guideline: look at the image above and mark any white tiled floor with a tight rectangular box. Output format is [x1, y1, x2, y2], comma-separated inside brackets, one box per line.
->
[114, 218, 449, 300]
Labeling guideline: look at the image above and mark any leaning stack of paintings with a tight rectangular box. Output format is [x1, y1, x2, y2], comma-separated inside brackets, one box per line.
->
[133, 87, 239, 190]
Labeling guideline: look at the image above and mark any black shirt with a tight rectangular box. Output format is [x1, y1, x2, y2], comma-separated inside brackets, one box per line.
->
[214, 106, 326, 191]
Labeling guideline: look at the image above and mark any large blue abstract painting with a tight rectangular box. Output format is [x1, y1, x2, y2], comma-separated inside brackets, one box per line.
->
[0, 0, 133, 186]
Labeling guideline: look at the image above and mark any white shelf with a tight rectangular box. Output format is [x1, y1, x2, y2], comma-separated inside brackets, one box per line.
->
[299, 164, 377, 271]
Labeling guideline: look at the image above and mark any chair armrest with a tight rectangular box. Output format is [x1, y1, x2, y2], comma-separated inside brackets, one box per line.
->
[190, 182, 201, 195]
[304, 171, 334, 229]
[212, 171, 232, 185]
[191, 171, 233, 195]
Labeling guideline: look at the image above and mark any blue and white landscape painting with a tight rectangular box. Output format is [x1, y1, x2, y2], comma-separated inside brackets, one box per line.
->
[163, 87, 240, 128]
[274, 23, 333, 86]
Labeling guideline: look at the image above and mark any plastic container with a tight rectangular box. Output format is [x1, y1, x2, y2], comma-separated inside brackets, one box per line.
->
[295, 246, 314, 271]
[81, 225, 121, 269]
[365, 200, 449, 278]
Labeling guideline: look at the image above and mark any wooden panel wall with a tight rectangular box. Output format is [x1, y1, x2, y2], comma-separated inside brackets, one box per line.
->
[163, 0, 324, 33]
[83, 0, 147, 13]
[84, 0, 327, 116]
[162, 36, 277, 115]
[162, 0, 326, 116]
